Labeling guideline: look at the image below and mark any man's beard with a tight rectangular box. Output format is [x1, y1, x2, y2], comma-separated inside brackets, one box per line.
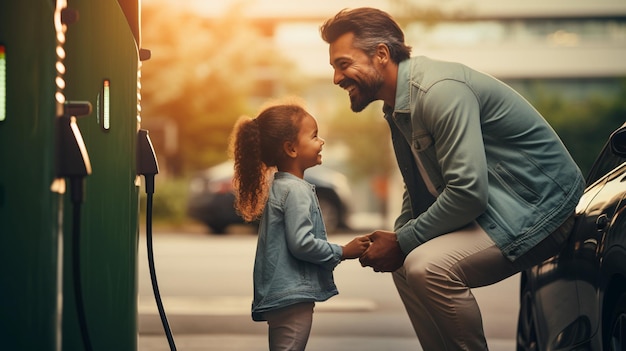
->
[350, 87, 376, 112]
[345, 73, 384, 113]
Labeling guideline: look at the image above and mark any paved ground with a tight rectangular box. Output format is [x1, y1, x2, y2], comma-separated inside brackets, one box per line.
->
[136, 226, 519, 351]
[138, 334, 516, 351]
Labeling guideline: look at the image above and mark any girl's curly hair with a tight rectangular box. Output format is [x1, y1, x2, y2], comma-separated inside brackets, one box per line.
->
[228, 102, 309, 222]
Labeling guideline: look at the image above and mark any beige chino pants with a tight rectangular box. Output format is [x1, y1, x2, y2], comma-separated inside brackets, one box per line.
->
[392, 216, 574, 350]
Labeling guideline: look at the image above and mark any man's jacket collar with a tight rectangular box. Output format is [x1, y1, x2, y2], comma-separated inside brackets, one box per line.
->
[383, 59, 412, 116]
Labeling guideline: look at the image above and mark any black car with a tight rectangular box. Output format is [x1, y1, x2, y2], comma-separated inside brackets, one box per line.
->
[517, 123, 626, 351]
[186, 161, 352, 234]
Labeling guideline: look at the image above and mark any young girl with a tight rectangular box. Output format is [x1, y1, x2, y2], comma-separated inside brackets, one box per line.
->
[229, 101, 370, 351]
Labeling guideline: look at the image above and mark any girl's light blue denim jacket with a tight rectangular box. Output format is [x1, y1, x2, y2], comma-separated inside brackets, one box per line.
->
[386, 56, 586, 262]
[251, 171, 343, 321]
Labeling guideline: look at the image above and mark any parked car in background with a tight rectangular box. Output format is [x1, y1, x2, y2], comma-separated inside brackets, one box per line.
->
[517, 122, 626, 351]
[186, 161, 352, 234]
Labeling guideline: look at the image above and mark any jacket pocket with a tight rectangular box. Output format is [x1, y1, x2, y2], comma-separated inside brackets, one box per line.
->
[491, 163, 541, 205]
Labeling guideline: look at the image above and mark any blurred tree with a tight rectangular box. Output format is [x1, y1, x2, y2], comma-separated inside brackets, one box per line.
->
[385, 0, 626, 177]
[140, 2, 302, 176]
[324, 96, 394, 212]
[519, 79, 626, 176]
[326, 99, 393, 181]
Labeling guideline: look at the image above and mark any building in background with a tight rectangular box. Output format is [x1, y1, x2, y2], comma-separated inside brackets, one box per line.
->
[147, 0, 626, 226]
[148, 0, 626, 141]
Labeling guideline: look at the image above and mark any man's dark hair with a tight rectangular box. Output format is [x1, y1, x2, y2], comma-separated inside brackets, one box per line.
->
[320, 7, 412, 64]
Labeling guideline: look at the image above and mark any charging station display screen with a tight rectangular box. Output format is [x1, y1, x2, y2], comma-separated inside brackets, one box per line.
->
[0, 45, 6, 122]
[102, 79, 110, 130]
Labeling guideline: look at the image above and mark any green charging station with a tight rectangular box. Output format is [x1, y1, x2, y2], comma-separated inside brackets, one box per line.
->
[0, 1, 147, 350]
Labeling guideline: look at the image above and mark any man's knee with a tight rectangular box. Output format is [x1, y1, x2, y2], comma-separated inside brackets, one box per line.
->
[404, 259, 436, 291]
[406, 256, 461, 294]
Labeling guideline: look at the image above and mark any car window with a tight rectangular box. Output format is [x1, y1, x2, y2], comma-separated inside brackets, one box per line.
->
[586, 141, 626, 186]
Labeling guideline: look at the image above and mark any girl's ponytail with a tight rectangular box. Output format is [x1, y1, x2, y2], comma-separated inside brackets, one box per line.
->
[230, 116, 269, 222]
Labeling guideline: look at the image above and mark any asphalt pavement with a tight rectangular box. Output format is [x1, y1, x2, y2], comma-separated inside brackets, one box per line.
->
[138, 332, 515, 351]
[137, 225, 519, 351]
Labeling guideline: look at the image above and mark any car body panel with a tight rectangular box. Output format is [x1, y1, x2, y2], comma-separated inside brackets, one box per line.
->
[518, 122, 626, 351]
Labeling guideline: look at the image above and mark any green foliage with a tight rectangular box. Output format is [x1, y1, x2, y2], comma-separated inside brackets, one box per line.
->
[326, 97, 394, 180]
[139, 177, 190, 226]
[518, 79, 626, 175]
[140, 3, 302, 175]
[139, 2, 625, 185]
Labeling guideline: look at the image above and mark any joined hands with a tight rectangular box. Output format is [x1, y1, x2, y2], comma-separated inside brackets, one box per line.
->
[343, 230, 406, 272]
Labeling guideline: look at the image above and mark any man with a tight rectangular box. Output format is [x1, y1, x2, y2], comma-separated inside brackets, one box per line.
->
[320, 7, 585, 350]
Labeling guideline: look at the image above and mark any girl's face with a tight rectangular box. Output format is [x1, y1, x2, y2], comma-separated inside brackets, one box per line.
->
[294, 114, 325, 170]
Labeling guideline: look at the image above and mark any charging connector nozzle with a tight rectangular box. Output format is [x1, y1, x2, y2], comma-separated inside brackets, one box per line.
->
[55, 101, 93, 203]
[136, 129, 159, 194]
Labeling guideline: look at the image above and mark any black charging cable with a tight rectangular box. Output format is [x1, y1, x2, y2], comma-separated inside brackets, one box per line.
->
[69, 175, 93, 351]
[56, 102, 93, 351]
[137, 129, 177, 351]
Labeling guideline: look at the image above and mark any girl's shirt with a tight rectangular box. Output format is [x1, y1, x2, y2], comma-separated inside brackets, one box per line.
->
[251, 171, 343, 321]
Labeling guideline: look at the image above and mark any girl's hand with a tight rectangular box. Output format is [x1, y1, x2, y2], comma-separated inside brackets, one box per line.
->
[341, 235, 371, 260]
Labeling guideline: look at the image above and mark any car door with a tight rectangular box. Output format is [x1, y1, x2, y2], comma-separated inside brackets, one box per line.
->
[571, 131, 626, 349]
[521, 125, 626, 351]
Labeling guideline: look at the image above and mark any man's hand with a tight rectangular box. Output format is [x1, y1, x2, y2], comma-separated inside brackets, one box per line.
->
[359, 230, 405, 272]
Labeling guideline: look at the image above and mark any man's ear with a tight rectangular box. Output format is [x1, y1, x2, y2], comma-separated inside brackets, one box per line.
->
[375, 43, 390, 65]
[283, 141, 297, 159]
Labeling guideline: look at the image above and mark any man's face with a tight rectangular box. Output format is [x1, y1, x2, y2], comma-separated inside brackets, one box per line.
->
[329, 32, 384, 112]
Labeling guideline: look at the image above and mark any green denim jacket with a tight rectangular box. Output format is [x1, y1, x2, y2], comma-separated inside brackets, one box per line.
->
[385, 56, 585, 261]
